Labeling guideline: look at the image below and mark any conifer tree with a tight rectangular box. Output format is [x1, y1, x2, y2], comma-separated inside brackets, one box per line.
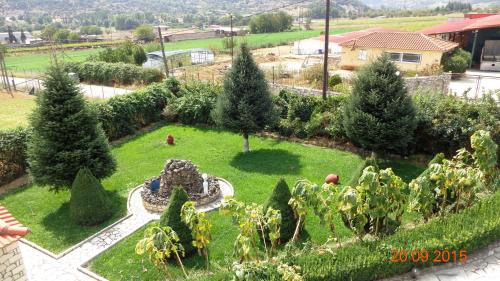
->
[343, 55, 416, 155]
[28, 65, 116, 190]
[212, 44, 276, 152]
[160, 187, 194, 254]
[20, 29, 27, 44]
[70, 167, 113, 226]
[264, 178, 296, 243]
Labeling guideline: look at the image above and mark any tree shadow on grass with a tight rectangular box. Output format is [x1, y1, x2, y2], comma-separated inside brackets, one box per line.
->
[230, 149, 302, 175]
[41, 190, 125, 248]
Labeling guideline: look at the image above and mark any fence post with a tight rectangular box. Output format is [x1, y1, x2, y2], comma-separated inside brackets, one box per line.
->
[272, 66, 275, 85]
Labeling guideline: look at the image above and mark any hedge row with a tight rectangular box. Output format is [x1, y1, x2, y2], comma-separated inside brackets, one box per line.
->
[64, 61, 164, 85]
[0, 128, 31, 186]
[289, 190, 500, 280]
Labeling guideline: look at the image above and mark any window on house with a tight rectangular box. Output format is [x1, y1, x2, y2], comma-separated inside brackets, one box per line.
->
[358, 50, 368, 61]
[388, 52, 402, 61]
[402, 53, 422, 63]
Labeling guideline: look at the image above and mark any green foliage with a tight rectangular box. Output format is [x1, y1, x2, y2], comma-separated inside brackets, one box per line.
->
[442, 48, 472, 74]
[412, 91, 499, 157]
[65, 61, 163, 85]
[290, 190, 500, 281]
[164, 77, 181, 96]
[79, 25, 102, 35]
[249, 11, 293, 34]
[471, 130, 498, 187]
[28, 66, 116, 190]
[69, 167, 113, 226]
[346, 156, 379, 188]
[339, 166, 407, 238]
[0, 128, 31, 185]
[343, 55, 416, 155]
[160, 187, 195, 255]
[264, 179, 297, 244]
[328, 75, 342, 88]
[135, 224, 187, 277]
[180, 201, 212, 268]
[163, 81, 220, 125]
[212, 44, 276, 150]
[134, 24, 155, 42]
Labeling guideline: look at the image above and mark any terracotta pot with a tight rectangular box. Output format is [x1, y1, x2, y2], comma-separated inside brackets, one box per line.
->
[166, 135, 174, 145]
[325, 174, 340, 185]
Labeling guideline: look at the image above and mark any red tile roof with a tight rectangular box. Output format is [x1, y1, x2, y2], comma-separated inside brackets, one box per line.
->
[339, 32, 459, 52]
[421, 14, 500, 34]
[0, 205, 30, 248]
[314, 27, 401, 44]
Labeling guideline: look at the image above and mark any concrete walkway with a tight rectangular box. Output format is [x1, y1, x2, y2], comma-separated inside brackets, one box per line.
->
[11, 77, 132, 99]
[19, 181, 235, 281]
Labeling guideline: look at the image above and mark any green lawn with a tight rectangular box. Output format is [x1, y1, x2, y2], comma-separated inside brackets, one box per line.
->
[0, 93, 36, 129]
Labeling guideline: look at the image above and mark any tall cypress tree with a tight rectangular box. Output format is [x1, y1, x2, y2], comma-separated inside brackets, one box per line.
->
[343, 55, 416, 155]
[28, 65, 116, 190]
[212, 44, 276, 152]
[20, 29, 27, 44]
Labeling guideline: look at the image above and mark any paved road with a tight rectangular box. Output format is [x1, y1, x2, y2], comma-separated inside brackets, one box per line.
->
[11, 77, 132, 99]
[449, 70, 500, 100]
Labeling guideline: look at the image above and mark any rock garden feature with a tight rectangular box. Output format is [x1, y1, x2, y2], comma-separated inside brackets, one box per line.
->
[141, 159, 223, 213]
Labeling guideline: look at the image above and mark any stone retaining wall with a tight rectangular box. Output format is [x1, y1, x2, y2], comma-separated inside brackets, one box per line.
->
[0, 241, 27, 281]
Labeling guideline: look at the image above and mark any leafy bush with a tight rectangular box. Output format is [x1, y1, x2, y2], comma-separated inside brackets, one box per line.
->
[339, 166, 407, 238]
[92, 42, 147, 65]
[264, 179, 296, 244]
[160, 187, 195, 255]
[165, 77, 181, 96]
[69, 167, 113, 226]
[0, 128, 31, 186]
[412, 91, 499, 158]
[328, 75, 342, 88]
[163, 81, 220, 125]
[442, 48, 472, 74]
[95, 83, 171, 140]
[64, 61, 163, 85]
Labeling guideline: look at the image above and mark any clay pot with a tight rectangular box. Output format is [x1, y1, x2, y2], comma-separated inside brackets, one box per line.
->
[166, 135, 174, 145]
[325, 174, 340, 185]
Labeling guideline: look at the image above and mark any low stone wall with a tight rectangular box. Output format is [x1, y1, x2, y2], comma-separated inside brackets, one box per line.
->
[269, 83, 340, 97]
[0, 241, 27, 281]
[404, 72, 452, 95]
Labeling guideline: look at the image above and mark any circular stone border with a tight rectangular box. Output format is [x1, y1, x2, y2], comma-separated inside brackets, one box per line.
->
[139, 177, 234, 214]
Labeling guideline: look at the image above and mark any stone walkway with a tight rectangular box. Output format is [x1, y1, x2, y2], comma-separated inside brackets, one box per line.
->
[20, 180, 234, 281]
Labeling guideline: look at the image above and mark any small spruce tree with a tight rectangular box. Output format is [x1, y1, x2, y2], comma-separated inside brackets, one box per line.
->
[212, 44, 276, 152]
[264, 178, 296, 243]
[70, 167, 113, 226]
[343, 55, 416, 155]
[160, 187, 194, 254]
[28, 65, 116, 190]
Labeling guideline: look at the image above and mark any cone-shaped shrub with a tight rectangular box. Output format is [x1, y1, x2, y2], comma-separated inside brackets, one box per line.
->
[160, 187, 194, 254]
[70, 167, 113, 226]
[264, 178, 296, 243]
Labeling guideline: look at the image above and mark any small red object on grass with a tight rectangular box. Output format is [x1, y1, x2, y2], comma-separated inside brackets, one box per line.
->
[166, 135, 174, 145]
[325, 174, 340, 185]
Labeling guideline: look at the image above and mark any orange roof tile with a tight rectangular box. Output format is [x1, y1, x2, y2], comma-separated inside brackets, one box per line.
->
[0, 205, 30, 248]
[339, 32, 459, 52]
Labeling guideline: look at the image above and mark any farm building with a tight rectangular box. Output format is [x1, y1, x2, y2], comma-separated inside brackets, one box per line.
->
[421, 13, 500, 70]
[162, 30, 217, 42]
[291, 28, 399, 57]
[0, 31, 42, 45]
[0, 205, 30, 281]
[338, 32, 458, 72]
[143, 48, 215, 70]
[210, 25, 246, 36]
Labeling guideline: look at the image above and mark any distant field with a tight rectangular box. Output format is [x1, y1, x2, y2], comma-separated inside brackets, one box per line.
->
[312, 14, 454, 32]
[0, 93, 36, 129]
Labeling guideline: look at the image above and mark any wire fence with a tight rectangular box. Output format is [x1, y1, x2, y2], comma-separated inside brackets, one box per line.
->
[449, 74, 500, 102]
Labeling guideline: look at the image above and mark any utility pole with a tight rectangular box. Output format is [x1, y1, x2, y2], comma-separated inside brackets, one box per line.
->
[230, 14, 234, 65]
[0, 48, 13, 97]
[157, 26, 170, 77]
[322, 0, 331, 100]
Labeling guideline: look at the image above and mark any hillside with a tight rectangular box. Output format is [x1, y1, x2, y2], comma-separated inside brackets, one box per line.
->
[362, 0, 499, 9]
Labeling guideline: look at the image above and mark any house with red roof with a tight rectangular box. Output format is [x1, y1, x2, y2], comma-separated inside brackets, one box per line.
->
[291, 27, 399, 57]
[0, 205, 30, 281]
[338, 32, 458, 72]
[421, 13, 500, 70]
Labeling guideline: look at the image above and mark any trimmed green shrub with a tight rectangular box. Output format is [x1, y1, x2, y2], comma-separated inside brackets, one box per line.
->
[0, 128, 32, 186]
[264, 178, 296, 243]
[163, 81, 221, 125]
[442, 48, 472, 74]
[343, 55, 416, 155]
[92, 42, 147, 66]
[165, 77, 181, 96]
[328, 74, 342, 88]
[159, 187, 194, 254]
[69, 167, 113, 226]
[28, 66, 116, 190]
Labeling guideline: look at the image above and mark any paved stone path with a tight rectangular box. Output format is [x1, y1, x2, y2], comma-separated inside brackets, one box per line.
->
[19, 180, 234, 281]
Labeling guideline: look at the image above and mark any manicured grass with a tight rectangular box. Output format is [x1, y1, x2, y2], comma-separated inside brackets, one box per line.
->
[0, 93, 36, 129]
